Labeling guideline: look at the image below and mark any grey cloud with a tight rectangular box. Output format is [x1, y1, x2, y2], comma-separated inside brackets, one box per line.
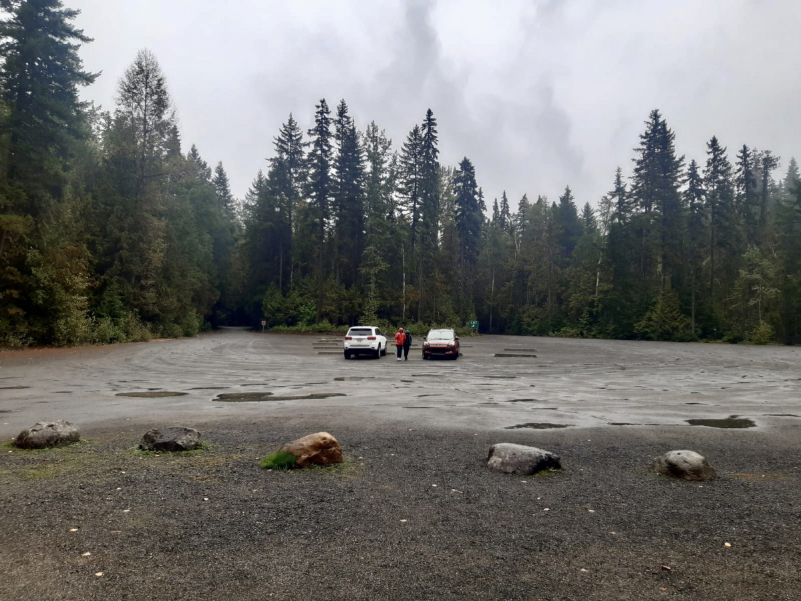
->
[72, 0, 801, 208]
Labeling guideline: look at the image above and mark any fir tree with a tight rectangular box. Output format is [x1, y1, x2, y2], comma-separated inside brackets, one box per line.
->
[305, 98, 333, 321]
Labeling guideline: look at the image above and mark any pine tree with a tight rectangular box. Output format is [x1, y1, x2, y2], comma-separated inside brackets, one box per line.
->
[499, 191, 512, 232]
[399, 124, 422, 250]
[684, 159, 706, 333]
[0, 0, 97, 198]
[270, 113, 305, 292]
[305, 98, 333, 322]
[735, 145, 758, 244]
[704, 136, 736, 301]
[332, 99, 365, 288]
[555, 185, 582, 258]
[213, 162, 234, 215]
[757, 150, 780, 237]
[581, 203, 597, 233]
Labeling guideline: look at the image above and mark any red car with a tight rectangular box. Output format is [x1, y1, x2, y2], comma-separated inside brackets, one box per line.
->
[422, 328, 460, 360]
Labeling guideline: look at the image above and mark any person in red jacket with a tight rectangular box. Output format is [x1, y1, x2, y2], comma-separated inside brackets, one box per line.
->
[394, 327, 406, 361]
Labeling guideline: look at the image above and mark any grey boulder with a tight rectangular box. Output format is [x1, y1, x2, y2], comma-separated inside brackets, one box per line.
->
[13, 420, 80, 449]
[139, 427, 202, 452]
[654, 450, 716, 481]
[487, 443, 561, 475]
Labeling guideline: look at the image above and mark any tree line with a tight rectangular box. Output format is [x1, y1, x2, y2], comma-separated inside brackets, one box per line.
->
[1, 1, 800, 347]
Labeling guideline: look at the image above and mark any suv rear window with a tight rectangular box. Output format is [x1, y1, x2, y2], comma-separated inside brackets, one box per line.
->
[348, 328, 373, 336]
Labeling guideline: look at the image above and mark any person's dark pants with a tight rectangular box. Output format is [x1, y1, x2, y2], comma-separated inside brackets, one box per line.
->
[403, 345, 410, 360]
[396, 345, 403, 359]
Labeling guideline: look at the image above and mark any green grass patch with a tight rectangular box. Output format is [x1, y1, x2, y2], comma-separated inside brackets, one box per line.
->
[259, 450, 297, 470]
[531, 467, 563, 478]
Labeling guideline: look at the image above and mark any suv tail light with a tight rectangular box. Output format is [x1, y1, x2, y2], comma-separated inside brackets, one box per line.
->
[345, 336, 352, 340]
[367, 336, 376, 340]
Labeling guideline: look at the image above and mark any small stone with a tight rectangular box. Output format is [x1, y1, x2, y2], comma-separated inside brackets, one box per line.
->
[95, 572, 103, 577]
[82, 552, 91, 557]
[653, 450, 716, 481]
[487, 443, 561, 476]
[280, 432, 343, 467]
[139, 427, 202, 452]
[13, 420, 80, 449]
[724, 542, 732, 547]
[400, 519, 407, 523]
[70, 528, 78, 533]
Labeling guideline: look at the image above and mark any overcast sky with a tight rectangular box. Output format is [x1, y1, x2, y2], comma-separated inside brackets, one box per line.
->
[72, 0, 801, 208]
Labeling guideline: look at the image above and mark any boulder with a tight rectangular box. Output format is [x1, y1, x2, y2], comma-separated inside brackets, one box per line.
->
[13, 420, 80, 449]
[139, 427, 202, 452]
[654, 450, 716, 481]
[487, 443, 561, 475]
[280, 432, 343, 467]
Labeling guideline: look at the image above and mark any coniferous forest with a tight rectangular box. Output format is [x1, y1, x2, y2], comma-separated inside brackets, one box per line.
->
[2, 1, 801, 347]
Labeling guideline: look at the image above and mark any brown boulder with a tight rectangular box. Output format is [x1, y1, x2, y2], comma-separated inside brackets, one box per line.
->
[280, 432, 343, 467]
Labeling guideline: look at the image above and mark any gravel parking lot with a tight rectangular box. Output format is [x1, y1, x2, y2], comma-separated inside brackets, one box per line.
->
[1, 329, 799, 600]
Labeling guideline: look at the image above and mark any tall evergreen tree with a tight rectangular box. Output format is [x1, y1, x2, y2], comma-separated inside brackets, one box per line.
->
[332, 99, 365, 288]
[305, 98, 333, 321]
[735, 145, 758, 244]
[555, 185, 582, 258]
[703, 135, 736, 300]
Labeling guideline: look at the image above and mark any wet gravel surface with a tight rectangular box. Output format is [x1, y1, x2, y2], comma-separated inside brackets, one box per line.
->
[1, 330, 800, 599]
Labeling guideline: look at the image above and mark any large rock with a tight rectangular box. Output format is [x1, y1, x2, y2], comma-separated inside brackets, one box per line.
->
[280, 432, 343, 467]
[13, 420, 80, 449]
[139, 427, 202, 452]
[487, 443, 561, 475]
[654, 450, 716, 481]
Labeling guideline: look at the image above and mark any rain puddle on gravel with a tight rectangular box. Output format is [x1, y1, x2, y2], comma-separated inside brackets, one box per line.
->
[686, 416, 756, 428]
[481, 375, 518, 379]
[116, 391, 189, 398]
[0, 386, 30, 390]
[215, 392, 346, 402]
[505, 423, 569, 430]
[763, 414, 801, 417]
[334, 376, 374, 381]
[189, 387, 228, 390]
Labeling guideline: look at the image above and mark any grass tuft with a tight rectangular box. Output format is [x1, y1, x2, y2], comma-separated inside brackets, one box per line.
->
[259, 451, 297, 470]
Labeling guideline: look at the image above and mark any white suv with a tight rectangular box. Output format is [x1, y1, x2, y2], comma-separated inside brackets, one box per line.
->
[344, 326, 387, 359]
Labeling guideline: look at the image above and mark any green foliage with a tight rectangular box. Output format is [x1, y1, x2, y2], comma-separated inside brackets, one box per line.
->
[747, 321, 774, 345]
[634, 291, 690, 341]
[260, 451, 297, 470]
[0, 4, 799, 349]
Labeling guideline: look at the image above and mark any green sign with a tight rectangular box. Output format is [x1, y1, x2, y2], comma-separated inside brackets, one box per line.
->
[468, 320, 479, 329]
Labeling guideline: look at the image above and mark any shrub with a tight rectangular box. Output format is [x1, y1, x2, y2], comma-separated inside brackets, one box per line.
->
[673, 329, 700, 343]
[260, 451, 297, 470]
[747, 321, 774, 345]
[723, 332, 744, 344]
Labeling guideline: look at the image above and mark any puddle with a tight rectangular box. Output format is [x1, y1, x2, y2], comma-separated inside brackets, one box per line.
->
[216, 392, 346, 402]
[763, 414, 801, 417]
[189, 387, 228, 390]
[685, 402, 707, 405]
[504, 423, 569, 430]
[53, 391, 73, 394]
[686, 416, 756, 429]
[241, 383, 275, 387]
[0, 385, 30, 390]
[416, 394, 441, 398]
[116, 391, 189, 398]
[610, 422, 636, 426]
[334, 377, 375, 382]
[481, 375, 517, 379]
[507, 399, 546, 403]
[403, 406, 434, 409]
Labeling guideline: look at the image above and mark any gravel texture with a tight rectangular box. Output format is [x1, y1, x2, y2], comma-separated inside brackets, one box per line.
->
[1, 330, 800, 599]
